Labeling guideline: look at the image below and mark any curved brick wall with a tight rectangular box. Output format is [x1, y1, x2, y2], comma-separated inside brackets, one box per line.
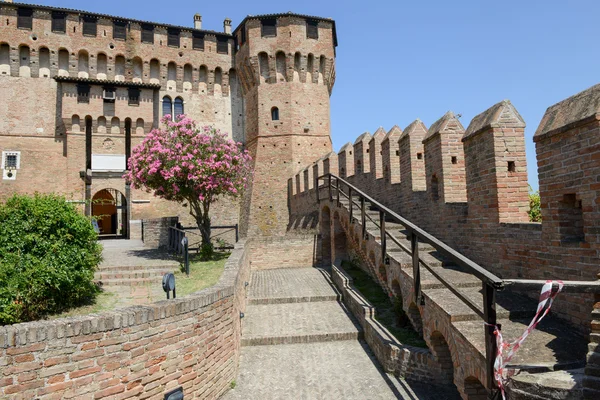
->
[0, 240, 250, 399]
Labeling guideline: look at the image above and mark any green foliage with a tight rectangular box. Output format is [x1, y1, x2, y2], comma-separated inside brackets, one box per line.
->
[230, 380, 236, 389]
[528, 185, 542, 222]
[199, 242, 215, 261]
[0, 194, 102, 324]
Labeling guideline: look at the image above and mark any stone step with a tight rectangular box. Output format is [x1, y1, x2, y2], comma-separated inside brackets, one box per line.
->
[453, 318, 587, 372]
[96, 277, 160, 287]
[507, 368, 583, 399]
[94, 269, 171, 280]
[241, 301, 362, 346]
[97, 264, 177, 272]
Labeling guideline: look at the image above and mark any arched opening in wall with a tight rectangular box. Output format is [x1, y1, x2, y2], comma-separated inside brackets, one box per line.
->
[333, 210, 348, 262]
[275, 51, 286, 82]
[199, 65, 208, 93]
[85, 116, 93, 170]
[379, 264, 387, 284]
[110, 117, 120, 134]
[318, 55, 326, 84]
[136, 118, 144, 135]
[97, 53, 107, 79]
[0, 43, 9, 75]
[92, 189, 128, 238]
[463, 377, 487, 400]
[174, 97, 184, 117]
[340, 167, 346, 179]
[408, 302, 423, 335]
[162, 96, 172, 119]
[431, 174, 440, 202]
[58, 48, 69, 76]
[258, 52, 269, 82]
[429, 331, 454, 384]
[97, 116, 107, 134]
[356, 159, 362, 174]
[167, 62, 177, 91]
[19, 45, 31, 77]
[293, 52, 301, 82]
[391, 279, 401, 296]
[229, 68, 239, 96]
[71, 114, 81, 132]
[369, 250, 376, 267]
[320, 206, 332, 267]
[183, 63, 192, 92]
[271, 107, 279, 121]
[214, 67, 222, 96]
[115, 55, 125, 81]
[38, 47, 50, 77]
[78, 50, 89, 78]
[307, 53, 314, 82]
[132, 57, 143, 82]
[149, 58, 160, 83]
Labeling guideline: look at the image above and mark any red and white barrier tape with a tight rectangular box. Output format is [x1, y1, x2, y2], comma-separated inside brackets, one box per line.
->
[487, 280, 564, 399]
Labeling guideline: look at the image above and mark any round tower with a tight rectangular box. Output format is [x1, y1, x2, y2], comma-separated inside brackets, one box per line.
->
[234, 13, 337, 237]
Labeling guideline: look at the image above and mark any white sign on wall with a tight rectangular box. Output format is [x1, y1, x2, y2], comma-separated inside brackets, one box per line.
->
[92, 154, 126, 171]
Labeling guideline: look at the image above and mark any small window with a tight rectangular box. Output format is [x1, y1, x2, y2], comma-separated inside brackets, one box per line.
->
[82, 16, 97, 37]
[51, 12, 66, 33]
[174, 97, 184, 117]
[193, 32, 205, 50]
[17, 8, 33, 30]
[261, 19, 277, 37]
[113, 20, 127, 40]
[168, 28, 180, 47]
[306, 19, 319, 39]
[508, 161, 516, 172]
[162, 96, 172, 118]
[417, 153, 423, 160]
[77, 84, 90, 103]
[2, 152, 20, 169]
[217, 37, 228, 54]
[271, 107, 279, 121]
[141, 24, 154, 44]
[451, 156, 457, 164]
[128, 88, 140, 105]
[103, 87, 116, 103]
[240, 27, 246, 45]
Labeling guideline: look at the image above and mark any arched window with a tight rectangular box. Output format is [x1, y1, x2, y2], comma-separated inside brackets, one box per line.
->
[19, 45, 31, 77]
[183, 64, 192, 91]
[174, 97, 184, 117]
[132, 57, 143, 82]
[39, 47, 50, 78]
[97, 53, 107, 79]
[58, 49, 69, 77]
[271, 107, 279, 121]
[162, 96, 172, 118]
[0, 43, 10, 75]
[214, 67, 222, 96]
[78, 50, 89, 78]
[115, 55, 125, 81]
[149, 59, 160, 83]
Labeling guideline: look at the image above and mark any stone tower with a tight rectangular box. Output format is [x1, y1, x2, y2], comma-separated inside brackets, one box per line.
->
[233, 13, 337, 237]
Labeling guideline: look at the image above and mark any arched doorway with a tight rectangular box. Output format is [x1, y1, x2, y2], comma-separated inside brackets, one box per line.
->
[92, 189, 128, 238]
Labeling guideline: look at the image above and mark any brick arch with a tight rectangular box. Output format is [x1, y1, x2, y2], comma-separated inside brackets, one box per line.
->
[407, 302, 423, 336]
[275, 51, 286, 83]
[306, 53, 315, 83]
[293, 51, 301, 82]
[71, 114, 81, 132]
[378, 264, 387, 284]
[320, 205, 332, 267]
[132, 56, 143, 82]
[258, 52, 269, 82]
[77, 49, 89, 78]
[18, 44, 31, 77]
[97, 52, 108, 78]
[428, 331, 455, 384]
[464, 376, 487, 400]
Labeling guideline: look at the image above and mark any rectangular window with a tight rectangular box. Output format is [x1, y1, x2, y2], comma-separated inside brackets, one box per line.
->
[82, 16, 97, 37]
[217, 37, 228, 54]
[103, 87, 116, 103]
[128, 88, 140, 105]
[113, 20, 127, 40]
[17, 8, 33, 30]
[51, 12, 66, 33]
[168, 28, 180, 47]
[261, 19, 277, 37]
[306, 19, 319, 39]
[192, 32, 204, 50]
[77, 84, 90, 103]
[141, 24, 154, 44]
[2, 152, 20, 169]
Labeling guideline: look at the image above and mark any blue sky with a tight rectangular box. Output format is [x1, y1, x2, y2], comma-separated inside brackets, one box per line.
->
[36, 0, 600, 190]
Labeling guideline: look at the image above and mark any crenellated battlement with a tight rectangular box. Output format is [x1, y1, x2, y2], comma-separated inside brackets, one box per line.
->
[290, 84, 600, 333]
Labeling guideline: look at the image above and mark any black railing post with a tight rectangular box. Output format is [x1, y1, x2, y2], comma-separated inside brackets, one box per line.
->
[411, 232, 422, 305]
[235, 224, 239, 243]
[349, 187, 353, 222]
[316, 176, 320, 203]
[361, 197, 366, 239]
[328, 174, 332, 202]
[336, 178, 340, 207]
[483, 282, 498, 397]
[380, 210, 387, 265]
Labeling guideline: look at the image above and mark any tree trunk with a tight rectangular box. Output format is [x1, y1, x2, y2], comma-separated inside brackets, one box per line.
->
[189, 198, 211, 248]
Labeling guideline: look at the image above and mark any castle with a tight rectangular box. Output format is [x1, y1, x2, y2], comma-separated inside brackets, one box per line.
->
[0, 1, 336, 241]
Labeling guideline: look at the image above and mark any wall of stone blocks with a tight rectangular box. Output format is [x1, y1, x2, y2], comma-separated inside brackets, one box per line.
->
[0, 239, 251, 400]
[247, 235, 318, 270]
[141, 216, 179, 249]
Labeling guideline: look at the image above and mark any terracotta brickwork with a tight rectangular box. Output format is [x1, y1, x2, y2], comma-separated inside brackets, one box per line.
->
[0, 239, 251, 399]
[291, 89, 600, 334]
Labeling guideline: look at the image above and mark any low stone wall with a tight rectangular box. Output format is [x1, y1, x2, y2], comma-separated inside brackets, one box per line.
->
[0, 240, 251, 400]
[142, 216, 179, 249]
[248, 234, 317, 269]
[331, 261, 444, 384]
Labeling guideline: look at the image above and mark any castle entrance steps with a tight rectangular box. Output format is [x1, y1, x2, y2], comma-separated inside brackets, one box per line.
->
[225, 267, 458, 399]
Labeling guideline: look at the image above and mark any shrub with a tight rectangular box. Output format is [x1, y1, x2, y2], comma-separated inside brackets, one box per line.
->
[0, 194, 102, 324]
[528, 185, 541, 222]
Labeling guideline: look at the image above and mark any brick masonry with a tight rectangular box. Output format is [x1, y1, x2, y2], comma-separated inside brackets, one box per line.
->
[0, 239, 251, 400]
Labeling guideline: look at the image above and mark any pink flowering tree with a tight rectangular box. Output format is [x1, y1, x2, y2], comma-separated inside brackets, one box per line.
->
[125, 115, 252, 250]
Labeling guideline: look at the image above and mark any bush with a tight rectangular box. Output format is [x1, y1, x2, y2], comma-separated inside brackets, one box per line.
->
[0, 194, 102, 324]
[528, 186, 541, 222]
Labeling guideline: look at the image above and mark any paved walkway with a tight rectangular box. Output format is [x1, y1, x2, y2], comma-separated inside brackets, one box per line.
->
[223, 267, 460, 400]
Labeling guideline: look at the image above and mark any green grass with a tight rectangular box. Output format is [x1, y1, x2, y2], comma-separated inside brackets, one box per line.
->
[49, 290, 118, 319]
[341, 260, 427, 348]
[174, 251, 230, 297]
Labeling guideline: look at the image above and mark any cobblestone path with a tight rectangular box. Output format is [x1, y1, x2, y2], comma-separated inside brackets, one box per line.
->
[223, 267, 461, 400]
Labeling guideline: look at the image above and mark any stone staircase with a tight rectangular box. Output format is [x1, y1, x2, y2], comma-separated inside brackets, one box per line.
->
[223, 267, 460, 400]
[338, 194, 588, 398]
